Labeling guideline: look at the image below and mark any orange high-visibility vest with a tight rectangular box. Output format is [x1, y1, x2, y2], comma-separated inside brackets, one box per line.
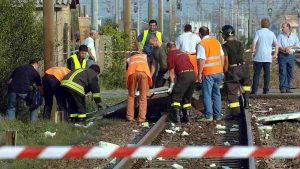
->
[45, 67, 71, 81]
[187, 53, 198, 81]
[200, 37, 223, 76]
[126, 54, 152, 88]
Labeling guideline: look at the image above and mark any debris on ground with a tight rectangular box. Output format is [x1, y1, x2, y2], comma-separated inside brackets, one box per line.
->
[99, 141, 119, 148]
[181, 131, 189, 136]
[44, 131, 56, 138]
[165, 129, 176, 134]
[257, 112, 300, 124]
[209, 163, 217, 168]
[157, 157, 165, 161]
[141, 122, 150, 128]
[172, 163, 184, 169]
[132, 130, 139, 133]
[215, 124, 226, 130]
[224, 141, 231, 146]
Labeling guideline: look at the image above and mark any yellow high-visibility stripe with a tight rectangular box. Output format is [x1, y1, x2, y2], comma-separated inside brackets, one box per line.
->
[171, 102, 181, 107]
[243, 86, 251, 91]
[70, 114, 78, 117]
[183, 103, 191, 108]
[61, 81, 85, 95]
[78, 114, 87, 118]
[229, 102, 240, 108]
[93, 93, 101, 98]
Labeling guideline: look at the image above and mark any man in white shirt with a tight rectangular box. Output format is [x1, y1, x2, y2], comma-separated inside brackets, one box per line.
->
[277, 23, 300, 93]
[251, 18, 278, 94]
[82, 30, 99, 66]
[176, 24, 201, 80]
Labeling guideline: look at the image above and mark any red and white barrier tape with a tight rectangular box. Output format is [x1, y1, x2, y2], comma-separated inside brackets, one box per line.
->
[0, 146, 300, 159]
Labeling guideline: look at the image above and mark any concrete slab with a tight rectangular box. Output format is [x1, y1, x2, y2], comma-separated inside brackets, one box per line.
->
[257, 112, 300, 124]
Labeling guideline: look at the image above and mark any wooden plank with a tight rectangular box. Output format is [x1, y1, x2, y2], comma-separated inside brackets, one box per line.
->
[5, 131, 17, 146]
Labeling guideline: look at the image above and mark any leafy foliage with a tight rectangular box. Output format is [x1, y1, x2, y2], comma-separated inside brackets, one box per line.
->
[0, 0, 43, 109]
[99, 19, 129, 89]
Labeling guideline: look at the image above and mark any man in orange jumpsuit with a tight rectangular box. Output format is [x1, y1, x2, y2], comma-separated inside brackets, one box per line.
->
[126, 52, 152, 123]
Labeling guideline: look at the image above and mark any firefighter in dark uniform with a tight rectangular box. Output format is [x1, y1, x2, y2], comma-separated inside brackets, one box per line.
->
[220, 25, 251, 116]
[167, 42, 196, 123]
[60, 64, 103, 126]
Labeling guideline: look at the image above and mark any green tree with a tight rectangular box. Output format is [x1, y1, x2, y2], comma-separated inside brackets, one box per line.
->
[0, 0, 43, 109]
[100, 19, 129, 89]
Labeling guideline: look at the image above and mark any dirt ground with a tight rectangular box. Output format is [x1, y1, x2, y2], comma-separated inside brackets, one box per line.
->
[250, 98, 300, 169]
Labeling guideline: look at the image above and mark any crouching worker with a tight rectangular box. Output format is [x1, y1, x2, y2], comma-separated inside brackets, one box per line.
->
[167, 42, 196, 123]
[126, 52, 152, 123]
[42, 67, 70, 120]
[61, 64, 102, 126]
[6, 59, 42, 122]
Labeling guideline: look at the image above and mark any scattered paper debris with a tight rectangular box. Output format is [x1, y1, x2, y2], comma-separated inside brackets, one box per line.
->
[224, 141, 231, 146]
[157, 157, 165, 161]
[209, 163, 217, 168]
[74, 122, 94, 128]
[165, 130, 176, 134]
[255, 110, 269, 113]
[172, 127, 181, 132]
[258, 126, 273, 131]
[217, 130, 226, 134]
[268, 108, 273, 112]
[216, 124, 226, 130]
[230, 128, 239, 132]
[109, 158, 117, 164]
[132, 130, 139, 133]
[141, 122, 150, 128]
[127, 144, 135, 147]
[171, 123, 175, 127]
[44, 131, 56, 138]
[172, 163, 184, 169]
[222, 166, 231, 169]
[264, 133, 270, 140]
[99, 141, 119, 148]
[181, 131, 189, 136]
[232, 124, 239, 128]
[147, 157, 153, 161]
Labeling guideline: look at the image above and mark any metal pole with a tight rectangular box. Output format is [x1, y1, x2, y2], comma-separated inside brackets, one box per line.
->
[148, 0, 153, 20]
[219, 5, 222, 41]
[158, 0, 163, 34]
[43, 0, 54, 70]
[83, 5, 86, 17]
[91, 0, 98, 30]
[249, 0, 252, 38]
[115, 0, 119, 24]
[137, 0, 140, 35]
[231, 0, 234, 25]
[169, 0, 172, 41]
[124, 0, 131, 32]
[236, 0, 239, 39]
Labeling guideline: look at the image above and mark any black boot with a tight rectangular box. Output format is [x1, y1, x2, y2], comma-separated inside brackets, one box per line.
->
[170, 107, 182, 123]
[182, 108, 191, 123]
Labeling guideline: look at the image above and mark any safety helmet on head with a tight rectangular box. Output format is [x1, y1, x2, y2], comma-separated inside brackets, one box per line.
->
[220, 25, 235, 38]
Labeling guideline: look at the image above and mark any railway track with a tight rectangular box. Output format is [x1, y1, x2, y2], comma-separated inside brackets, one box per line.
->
[110, 92, 255, 169]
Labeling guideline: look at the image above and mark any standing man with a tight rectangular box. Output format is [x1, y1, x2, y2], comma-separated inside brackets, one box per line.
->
[6, 59, 42, 121]
[61, 65, 103, 126]
[149, 36, 168, 88]
[137, 20, 163, 68]
[277, 23, 300, 93]
[42, 67, 70, 119]
[176, 24, 201, 80]
[167, 42, 196, 123]
[126, 52, 152, 123]
[197, 26, 224, 121]
[82, 30, 99, 67]
[65, 45, 88, 71]
[251, 18, 278, 94]
[221, 25, 251, 117]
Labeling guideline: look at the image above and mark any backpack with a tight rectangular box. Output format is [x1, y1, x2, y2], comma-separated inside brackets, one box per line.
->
[25, 90, 43, 110]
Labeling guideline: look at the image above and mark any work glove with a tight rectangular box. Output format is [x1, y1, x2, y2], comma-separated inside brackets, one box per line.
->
[167, 82, 175, 93]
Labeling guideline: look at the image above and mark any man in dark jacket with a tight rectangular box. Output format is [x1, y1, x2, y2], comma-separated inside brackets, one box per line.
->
[61, 64, 102, 126]
[6, 59, 42, 121]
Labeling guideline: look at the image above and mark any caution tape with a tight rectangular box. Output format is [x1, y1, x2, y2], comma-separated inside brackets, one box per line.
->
[0, 146, 299, 159]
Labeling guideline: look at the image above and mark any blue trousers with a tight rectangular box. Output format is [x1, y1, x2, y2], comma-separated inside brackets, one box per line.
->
[6, 93, 39, 121]
[278, 53, 295, 90]
[202, 73, 224, 119]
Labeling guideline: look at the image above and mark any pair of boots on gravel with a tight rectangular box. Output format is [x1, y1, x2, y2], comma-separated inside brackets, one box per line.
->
[170, 107, 191, 123]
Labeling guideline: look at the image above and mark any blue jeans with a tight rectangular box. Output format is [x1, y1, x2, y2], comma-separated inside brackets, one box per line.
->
[202, 73, 224, 119]
[251, 62, 271, 93]
[278, 53, 295, 90]
[6, 93, 39, 121]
